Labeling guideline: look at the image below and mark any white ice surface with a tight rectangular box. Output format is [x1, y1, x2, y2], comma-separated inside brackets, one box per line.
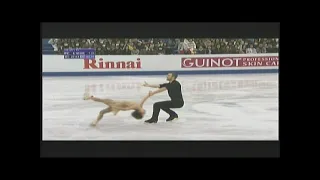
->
[42, 74, 278, 140]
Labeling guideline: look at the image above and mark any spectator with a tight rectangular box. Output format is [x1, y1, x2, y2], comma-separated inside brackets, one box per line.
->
[177, 40, 185, 54]
[256, 43, 267, 53]
[99, 44, 107, 54]
[239, 49, 245, 54]
[267, 44, 278, 53]
[225, 45, 232, 54]
[188, 39, 196, 54]
[136, 41, 144, 51]
[48, 39, 59, 52]
[114, 45, 122, 55]
[123, 46, 131, 55]
[197, 46, 206, 54]
[215, 44, 222, 54]
[246, 44, 257, 54]
[139, 45, 148, 55]
[131, 46, 139, 55]
[208, 46, 214, 54]
[163, 43, 172, 54]
[148, 43, 157, 55]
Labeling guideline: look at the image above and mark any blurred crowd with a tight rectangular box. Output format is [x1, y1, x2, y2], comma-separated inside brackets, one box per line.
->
[48, 38, 279, 55]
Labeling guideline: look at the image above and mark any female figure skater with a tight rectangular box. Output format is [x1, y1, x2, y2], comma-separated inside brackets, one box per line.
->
[83, 92, 151, 126]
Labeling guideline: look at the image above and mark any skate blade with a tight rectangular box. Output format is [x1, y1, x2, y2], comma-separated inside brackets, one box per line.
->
[144, 121, 157, 124]
[167, 118, 178, 122]
[89, 124, 97, 127]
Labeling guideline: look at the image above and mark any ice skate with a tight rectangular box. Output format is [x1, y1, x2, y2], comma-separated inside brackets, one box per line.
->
[90, 121, 97, 127]
[166, 115, 178, 122]
[83, 93, 91, 100]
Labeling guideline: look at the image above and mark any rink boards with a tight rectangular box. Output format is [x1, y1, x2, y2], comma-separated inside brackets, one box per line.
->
[42, 53, 279, 76]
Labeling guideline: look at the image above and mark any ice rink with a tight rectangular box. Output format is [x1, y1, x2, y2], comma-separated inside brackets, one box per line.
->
[42, 74, 278, 140]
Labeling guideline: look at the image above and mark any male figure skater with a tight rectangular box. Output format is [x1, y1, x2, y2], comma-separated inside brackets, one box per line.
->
[142, 72, 184, 123]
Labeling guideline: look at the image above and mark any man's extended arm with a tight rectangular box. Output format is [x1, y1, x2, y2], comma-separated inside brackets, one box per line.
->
[142, 81, 160, 88]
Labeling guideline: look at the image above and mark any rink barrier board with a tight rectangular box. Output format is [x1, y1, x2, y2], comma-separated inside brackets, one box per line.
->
[42, 54, 278, 76]
[42, 69, 278, 76]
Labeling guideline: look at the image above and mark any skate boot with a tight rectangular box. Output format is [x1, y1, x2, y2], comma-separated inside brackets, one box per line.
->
[144, 118, 158, 123]
[90, 122, 97, 127]
[166, 115, 178, 122]
[83, 93, 92, 100]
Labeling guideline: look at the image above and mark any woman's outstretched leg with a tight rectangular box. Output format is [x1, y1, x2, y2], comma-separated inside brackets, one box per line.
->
[83, 93, 114, 106]
[91, 107, 112, 126]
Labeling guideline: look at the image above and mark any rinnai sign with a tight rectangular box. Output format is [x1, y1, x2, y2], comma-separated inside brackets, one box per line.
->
[84, 57, 142, 69]
[181, 56, 279, 68]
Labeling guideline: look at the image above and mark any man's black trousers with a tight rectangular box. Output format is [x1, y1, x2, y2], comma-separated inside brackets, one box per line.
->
[150, 100, 184, 120]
